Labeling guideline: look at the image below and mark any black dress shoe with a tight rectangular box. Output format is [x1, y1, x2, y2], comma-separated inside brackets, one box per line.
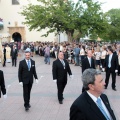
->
[28, 104, 31, 108]
[25, 106, 29, 111]
[112, 88, 117, 91]
[59, 101, 63, 104]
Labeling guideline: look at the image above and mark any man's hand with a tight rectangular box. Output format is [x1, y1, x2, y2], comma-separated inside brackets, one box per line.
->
[35, 79, 39, 84]
[102, 68, 105, 72]
[3, 94, 7, 99]
[70, 75, 74, 79]
[53, 79, 57, 83]
[19, 82, 23, 87]
[115, 70, 118, 73]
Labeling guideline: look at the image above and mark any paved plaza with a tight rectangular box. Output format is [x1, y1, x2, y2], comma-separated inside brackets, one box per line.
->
[0, 53, 120, 120]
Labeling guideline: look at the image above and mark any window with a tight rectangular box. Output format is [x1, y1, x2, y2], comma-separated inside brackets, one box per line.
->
[12, 0, 20, 5]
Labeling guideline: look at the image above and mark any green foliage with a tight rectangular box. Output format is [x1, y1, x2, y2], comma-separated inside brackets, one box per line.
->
[101, 9, 120, 41]
[21, 0, 107, 41]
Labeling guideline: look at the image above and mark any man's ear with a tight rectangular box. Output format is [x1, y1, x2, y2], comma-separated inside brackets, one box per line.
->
[88, 84, 94, 91]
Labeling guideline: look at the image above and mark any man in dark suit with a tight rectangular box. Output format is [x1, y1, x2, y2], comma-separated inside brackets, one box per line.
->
[52, 52, 72, 104]
[81, 49, 95, 92]
[0, 70, 7, 98]
[10, 45, 18, 67]
[103, 46, 118, 91]
[2, 45, 6, 67]
[18, 50, 38, 111]
[70, 69, 116, 120]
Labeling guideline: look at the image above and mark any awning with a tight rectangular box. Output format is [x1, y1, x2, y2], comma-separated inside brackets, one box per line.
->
[0, 33, 11, 38]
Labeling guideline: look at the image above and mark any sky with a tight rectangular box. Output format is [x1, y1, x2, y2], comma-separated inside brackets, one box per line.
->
[74, 0, 120, 12]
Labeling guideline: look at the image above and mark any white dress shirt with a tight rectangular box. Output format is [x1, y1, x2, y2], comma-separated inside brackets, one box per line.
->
[87, 91, 112, 120]
[118, 55, 120, 65]
[25, 59, 31, 68]
[87, 57, 91, 67]
[108, 54, 113, 68]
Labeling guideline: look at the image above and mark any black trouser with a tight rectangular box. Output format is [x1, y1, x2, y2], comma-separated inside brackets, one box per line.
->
[101, 59, 105, 68]
[23, 82, 32, 107]
[12, 57, 17, 66]
[105, 68, 116, 89]
[118, 65, 120, 75]
[3, 56, 6, 66]
[57, 81, 67, 101]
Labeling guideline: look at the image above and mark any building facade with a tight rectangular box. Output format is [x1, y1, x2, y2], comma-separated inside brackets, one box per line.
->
[0, 0, 68, 43]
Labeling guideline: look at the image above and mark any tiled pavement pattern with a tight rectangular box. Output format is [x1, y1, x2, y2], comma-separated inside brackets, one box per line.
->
[0, 52, 120, 120]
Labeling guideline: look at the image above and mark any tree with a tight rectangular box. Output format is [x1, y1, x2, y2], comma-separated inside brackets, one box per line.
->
[21, 0, 107, 41]
[101, 9, 120, 42]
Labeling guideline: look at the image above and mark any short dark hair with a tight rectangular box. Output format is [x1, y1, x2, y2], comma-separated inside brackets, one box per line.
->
[107, 46, 113, 53]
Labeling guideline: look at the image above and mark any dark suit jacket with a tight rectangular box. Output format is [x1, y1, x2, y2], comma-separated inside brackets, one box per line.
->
[82, 57, 95, 73]
[3, 48, 6, 59]
[52, 59, 72, 82]
[18, 59, 38, 84]
[10, 48, 18, 58]
[0, 70, 6, 98]
[70, 92, 116, 120]
[104, 54, 118, 72]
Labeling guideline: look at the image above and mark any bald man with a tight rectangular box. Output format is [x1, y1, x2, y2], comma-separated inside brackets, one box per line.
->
[81, 49, 95, 92]
[52, 52, 72, 104]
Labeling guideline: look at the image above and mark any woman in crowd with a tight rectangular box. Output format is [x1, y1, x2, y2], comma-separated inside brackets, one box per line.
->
[80, 45, 86, 66]
[44, 44, 50, 65]
[101, 45, 107, 70]
[6, 44, 11, 63]
[94, 47, 101, 70]
[63, 48, 68, 60]
[30, 44, 34, 57]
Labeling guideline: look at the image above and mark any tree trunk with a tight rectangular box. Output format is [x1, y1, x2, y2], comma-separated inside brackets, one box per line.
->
[66, 30, 74, 41]
[68, 32, 72, 41]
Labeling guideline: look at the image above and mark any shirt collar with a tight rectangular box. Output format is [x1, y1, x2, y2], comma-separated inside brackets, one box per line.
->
[109, 53, 113, 56]
[87, 56, 91, 59]
[87, 91, 100, 103]
[25, 59, 30, 62]
[59, 59, 63, 62]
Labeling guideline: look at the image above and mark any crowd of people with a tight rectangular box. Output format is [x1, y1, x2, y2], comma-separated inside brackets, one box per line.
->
[19, 41, 120, 75]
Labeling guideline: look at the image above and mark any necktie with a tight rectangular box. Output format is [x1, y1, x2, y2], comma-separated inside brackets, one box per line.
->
[89, 58, 91, 67]
[27, 60, 30, 71]
[108, 55, 111, 68]
[61, 60, 65, 69]
[96, 98, 110, 120]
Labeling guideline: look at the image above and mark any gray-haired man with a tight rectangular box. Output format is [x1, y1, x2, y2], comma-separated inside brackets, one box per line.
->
[70, 69, 116, 120]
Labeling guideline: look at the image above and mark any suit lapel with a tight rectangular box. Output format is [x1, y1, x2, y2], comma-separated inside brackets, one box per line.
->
[87, 58, 90, 67]
[58, 59, 64, 69]
[30, 59, 33, 70]
[23, 59, 28, 69]
[100, 95, 114, 119]
[85, 92, 106, 120]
